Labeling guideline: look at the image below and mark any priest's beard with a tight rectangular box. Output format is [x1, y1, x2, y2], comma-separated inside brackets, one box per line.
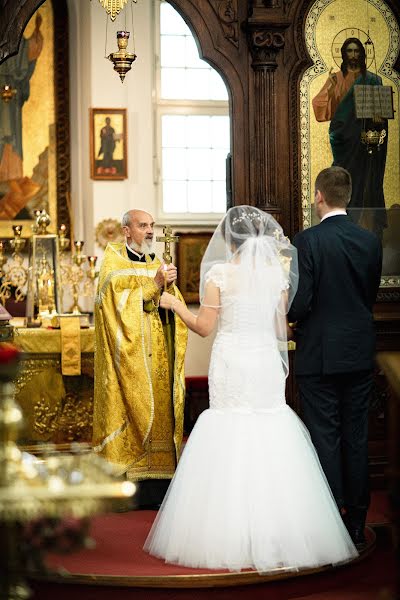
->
[129, 239, 153, 254]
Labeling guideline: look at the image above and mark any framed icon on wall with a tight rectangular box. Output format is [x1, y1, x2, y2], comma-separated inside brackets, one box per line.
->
[90, 108, 127, 180]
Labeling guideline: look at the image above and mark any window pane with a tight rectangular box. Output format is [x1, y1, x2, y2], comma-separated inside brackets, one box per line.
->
[210, 116, 230, 148]
[161, 36, 186, 68]
[186, 116, 211, 148]
[185, 36, 208, 69]
[211, 149, 228, 179]
[163, 181, 187, 213]
[162, 148, 186, 180]
[160, 3, 191, 36]
[187, 181, 212, 212]
[161, 115, 229, 214]
[212, 181, 227, 212]
[185, 69, 213, 100]
[160, 6, 228, 102]
[208, 68, 229, 101]
[162, 115, 185, 148]
[159, 5, 230, 216]
[187, 149, 211, 180]
[161, 68, 186, 99]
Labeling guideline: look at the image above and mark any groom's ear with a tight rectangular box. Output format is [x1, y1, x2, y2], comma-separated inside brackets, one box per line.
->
[315, 189, 324, 206]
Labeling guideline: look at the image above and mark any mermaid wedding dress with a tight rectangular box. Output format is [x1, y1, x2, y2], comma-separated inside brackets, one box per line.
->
[144, 210, 357, 572]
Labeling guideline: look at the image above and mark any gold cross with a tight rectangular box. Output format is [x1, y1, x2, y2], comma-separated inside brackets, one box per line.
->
[156, 226, 179, 265]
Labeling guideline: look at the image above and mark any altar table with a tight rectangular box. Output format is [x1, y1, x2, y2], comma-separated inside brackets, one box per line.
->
[13, 326, 94, 449]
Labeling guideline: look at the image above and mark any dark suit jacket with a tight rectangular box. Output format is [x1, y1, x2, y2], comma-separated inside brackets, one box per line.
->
[288, 215, 382, 375]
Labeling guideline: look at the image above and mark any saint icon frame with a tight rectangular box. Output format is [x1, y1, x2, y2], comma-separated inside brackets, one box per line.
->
[90, 108, 128, 181]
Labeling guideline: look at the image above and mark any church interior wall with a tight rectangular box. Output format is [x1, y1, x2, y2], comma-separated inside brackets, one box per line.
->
[67, 0, 213, 375]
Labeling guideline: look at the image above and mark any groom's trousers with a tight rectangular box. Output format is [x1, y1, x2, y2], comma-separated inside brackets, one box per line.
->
[297, 369, 373, 529]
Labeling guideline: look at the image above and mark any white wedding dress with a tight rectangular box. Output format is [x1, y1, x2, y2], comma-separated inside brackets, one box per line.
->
[144, 263, 357, 571]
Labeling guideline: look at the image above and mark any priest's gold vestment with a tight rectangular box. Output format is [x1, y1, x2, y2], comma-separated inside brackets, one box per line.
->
[93, 243, 188, 481]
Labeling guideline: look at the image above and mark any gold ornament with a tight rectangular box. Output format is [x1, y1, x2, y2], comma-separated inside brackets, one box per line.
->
[95, 218, 124, 249]
[98, 0, 137, 21]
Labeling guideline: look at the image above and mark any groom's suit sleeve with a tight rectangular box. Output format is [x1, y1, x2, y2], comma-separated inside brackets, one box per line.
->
[288, 231, 315, 323]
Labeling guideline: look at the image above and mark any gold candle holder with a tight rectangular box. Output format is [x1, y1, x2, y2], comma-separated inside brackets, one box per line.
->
[9, 225, 25, 254]
[30, 210, 42, 235]
[8, 225, 28, 304]
[36, 210, 51, 235]
[87, 255, 98, 280]
[0, 242, 7, 273]
[68, 242, 87, 314]
[0, 242, 12, 307]
[73, 241, 86, 267]
[58, 224, 70, 253]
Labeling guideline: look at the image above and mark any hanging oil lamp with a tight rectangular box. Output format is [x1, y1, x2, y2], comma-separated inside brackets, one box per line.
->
[107, 30, 137, 82]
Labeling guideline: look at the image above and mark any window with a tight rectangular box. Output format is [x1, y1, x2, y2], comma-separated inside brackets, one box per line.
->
[156, 1, 230, 222]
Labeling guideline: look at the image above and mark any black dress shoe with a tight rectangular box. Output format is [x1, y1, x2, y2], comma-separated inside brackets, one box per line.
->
[349, 527, 367, 552]
[138, 503, 161, 510]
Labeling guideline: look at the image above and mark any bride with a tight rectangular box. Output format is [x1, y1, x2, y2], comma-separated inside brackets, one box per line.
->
[144, 206, 357, 572]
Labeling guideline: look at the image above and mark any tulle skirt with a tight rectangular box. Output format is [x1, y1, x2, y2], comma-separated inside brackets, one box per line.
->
[143, 406, 357, 571]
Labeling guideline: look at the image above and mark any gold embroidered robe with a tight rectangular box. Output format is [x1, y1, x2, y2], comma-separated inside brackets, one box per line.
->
[93, 242, 187, 481]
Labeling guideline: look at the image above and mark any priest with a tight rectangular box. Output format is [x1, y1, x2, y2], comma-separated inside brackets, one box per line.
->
[93, 209, 188, 508]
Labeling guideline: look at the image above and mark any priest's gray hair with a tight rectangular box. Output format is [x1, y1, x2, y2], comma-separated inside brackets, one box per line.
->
[121, 211, 131, 227]
[121, 209, 153, 227]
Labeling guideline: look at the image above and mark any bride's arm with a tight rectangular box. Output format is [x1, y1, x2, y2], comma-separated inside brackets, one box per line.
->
[274, 289, 295, 340]
[281, 290, 294, 339]
[160, 284, 220, 337]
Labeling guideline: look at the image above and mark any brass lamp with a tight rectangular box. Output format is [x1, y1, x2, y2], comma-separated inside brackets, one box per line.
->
[107, 30, 137, 82]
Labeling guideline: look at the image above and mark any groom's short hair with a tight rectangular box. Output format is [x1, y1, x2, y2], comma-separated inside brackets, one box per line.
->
[315, 166, 352, 208]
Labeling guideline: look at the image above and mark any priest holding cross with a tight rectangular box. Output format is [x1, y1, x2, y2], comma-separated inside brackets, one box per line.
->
[93, 209, 188, 509]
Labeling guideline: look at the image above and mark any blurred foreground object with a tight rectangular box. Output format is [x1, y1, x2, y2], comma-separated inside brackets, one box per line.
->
[0, 341, 135, 599]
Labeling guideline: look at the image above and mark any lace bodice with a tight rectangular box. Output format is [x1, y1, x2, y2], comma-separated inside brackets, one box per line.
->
[206, 263, 285, 344]
[206, 263, 288, 411]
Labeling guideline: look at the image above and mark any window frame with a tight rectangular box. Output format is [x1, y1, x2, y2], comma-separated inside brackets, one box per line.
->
[153, 0, 230, 226]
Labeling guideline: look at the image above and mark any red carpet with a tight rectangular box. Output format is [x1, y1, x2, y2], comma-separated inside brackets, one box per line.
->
[43, 490, 390, 578]
[29, 491, 395, 599]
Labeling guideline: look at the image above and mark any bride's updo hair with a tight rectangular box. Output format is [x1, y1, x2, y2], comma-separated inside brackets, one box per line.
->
[221, 205, 270, 248]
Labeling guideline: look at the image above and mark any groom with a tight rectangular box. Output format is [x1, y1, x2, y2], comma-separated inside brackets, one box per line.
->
[288, 166, 382, 550]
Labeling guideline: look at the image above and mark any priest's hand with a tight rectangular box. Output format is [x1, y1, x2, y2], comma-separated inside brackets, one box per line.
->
[154, 263, 177, 289]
